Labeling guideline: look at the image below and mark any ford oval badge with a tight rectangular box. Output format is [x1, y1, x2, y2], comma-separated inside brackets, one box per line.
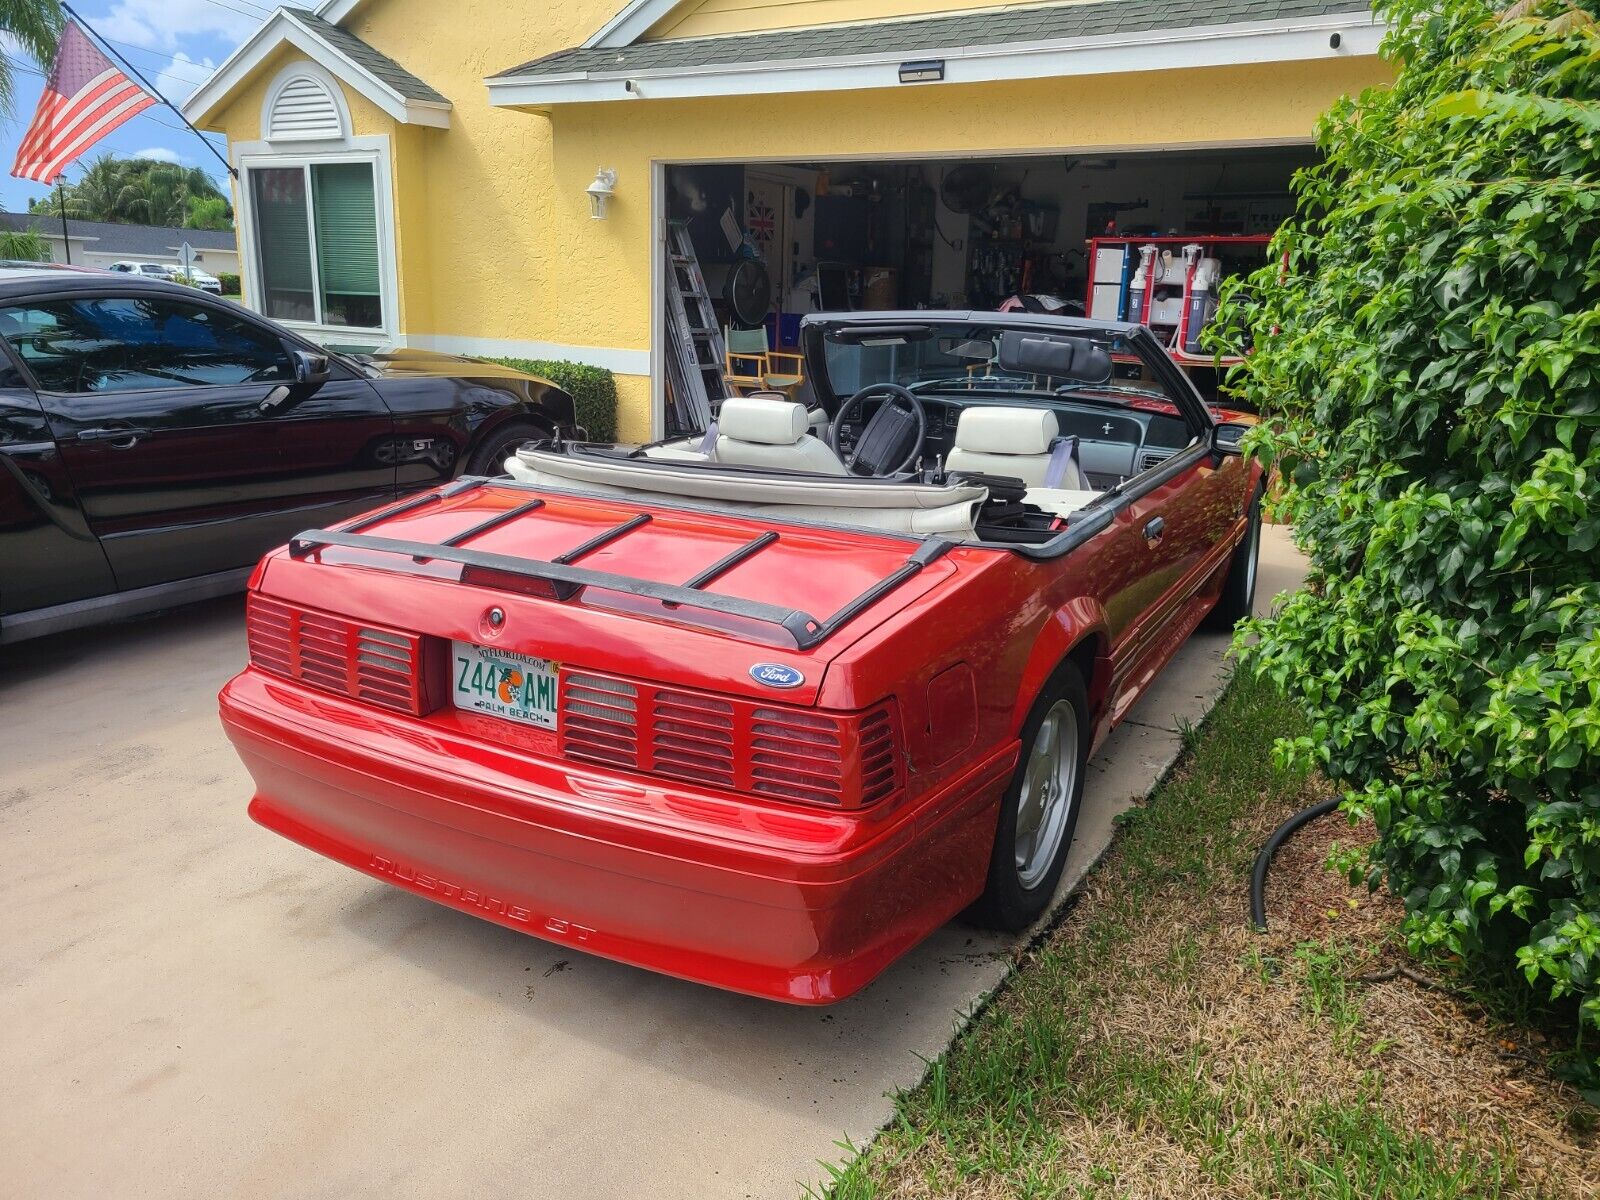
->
[750, 662, 805, 689]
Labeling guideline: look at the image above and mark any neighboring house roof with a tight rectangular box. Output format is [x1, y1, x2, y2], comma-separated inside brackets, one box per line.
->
[488, 0, 1381, 106]
[183, 5, 450, 130]
[0, 213, 236, 256]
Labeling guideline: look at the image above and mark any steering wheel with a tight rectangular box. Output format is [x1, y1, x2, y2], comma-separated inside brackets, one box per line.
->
[827, 383, 927, 477]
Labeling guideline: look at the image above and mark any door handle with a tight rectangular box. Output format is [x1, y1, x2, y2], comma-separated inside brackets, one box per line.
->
[76, 425, 148, 448]
[1143, 516, 1166, 548]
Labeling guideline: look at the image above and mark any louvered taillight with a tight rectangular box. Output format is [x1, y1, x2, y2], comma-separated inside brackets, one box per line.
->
[246, 594, 436, 716]
[559, 670, 902, 809]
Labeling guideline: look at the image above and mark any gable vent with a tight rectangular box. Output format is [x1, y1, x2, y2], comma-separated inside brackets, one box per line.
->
[267, 76, 343, 142]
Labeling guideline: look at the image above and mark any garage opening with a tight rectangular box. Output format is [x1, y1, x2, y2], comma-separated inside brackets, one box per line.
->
[659, 145, 1314, 436]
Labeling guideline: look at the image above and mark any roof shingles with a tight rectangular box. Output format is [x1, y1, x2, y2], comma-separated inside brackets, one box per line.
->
[493, 0, 1372, 79]
[284, 7, 448, 104]
[0, 213, 236, 255]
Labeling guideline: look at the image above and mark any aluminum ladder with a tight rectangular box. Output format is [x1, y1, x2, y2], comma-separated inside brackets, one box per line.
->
[663, 220, 729, 435]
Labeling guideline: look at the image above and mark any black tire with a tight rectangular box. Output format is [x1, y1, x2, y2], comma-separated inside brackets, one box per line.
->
[464, 420, 550, 478]
[969, 661, 1090, 932]
[1203, 487, 1264, 630]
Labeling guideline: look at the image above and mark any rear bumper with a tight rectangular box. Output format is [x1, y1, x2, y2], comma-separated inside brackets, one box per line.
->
[220, 670, 1014, 1003]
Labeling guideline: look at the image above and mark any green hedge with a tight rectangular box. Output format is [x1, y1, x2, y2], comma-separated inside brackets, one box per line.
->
[217, 272, 241, 296]
[1214, 0, 1600, 1084]
[487, 357, 618, 443]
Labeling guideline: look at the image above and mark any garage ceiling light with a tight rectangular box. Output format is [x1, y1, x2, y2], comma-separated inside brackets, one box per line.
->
[898, 59, 944, 84]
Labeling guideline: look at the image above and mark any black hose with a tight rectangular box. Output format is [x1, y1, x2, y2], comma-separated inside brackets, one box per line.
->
[1249, 796, 1342, 932]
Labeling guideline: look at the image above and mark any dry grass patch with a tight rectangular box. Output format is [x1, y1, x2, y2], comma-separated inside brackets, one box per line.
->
[811, 675, 1598, 1200]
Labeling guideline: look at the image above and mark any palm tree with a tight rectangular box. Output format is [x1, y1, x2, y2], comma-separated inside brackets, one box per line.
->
[43, 154, 232, 226]
[123, 163, 226, 226]
[58, 153, 142, 221]
[184, 194, 231, 231]
[0, 226, 50, 260]
[0, 0, 64, 118]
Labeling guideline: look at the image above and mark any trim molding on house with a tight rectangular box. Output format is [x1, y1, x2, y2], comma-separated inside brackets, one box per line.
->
[492, 12, 1381, 107]
[316, 0, 367, 24]
[405, 333, 651, 377]
[582, 0, 680, 48]
[184, 9, 450, 129]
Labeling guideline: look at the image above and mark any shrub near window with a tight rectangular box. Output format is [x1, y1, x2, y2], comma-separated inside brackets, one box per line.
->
[1214, 0, 1600, 1075]
[488, 357, 618, 443]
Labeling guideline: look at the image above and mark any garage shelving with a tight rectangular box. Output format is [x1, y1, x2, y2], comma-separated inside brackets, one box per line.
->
[1086, 233, 1274, 369]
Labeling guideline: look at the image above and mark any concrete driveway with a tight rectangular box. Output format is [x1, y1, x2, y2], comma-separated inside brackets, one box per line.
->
[1, 527, 1304, 1200]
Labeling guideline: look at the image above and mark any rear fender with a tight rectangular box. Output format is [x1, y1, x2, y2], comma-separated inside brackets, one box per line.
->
[1009, 598, 1111, 739]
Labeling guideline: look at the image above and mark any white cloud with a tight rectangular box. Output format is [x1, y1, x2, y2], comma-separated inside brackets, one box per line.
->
[152, 51, 217, 105]
[131, 146, 182, 164]
[101, 0, 256, 52]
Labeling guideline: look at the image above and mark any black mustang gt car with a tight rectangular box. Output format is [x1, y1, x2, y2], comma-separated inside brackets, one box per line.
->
[0, 266, 576, 643]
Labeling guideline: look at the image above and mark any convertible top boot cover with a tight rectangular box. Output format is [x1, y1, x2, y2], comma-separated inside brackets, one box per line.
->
[506, 447, 985, 536]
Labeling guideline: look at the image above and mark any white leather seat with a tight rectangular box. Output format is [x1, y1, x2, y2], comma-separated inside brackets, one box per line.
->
[945, 408, 1060, 486]
[713, 395, 846, 475]
[742, 389, 829, 438]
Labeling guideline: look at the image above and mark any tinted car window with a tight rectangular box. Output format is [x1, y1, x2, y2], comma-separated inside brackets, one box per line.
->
[0, 296, 293, 394]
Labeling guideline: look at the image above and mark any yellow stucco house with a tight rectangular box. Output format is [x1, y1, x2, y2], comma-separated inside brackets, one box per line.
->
[184, 0, 1389, 441]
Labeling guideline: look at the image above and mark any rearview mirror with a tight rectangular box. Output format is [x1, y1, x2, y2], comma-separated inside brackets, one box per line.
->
[996, 331, 1111, 384]
[292, 349, 332, 388]
[1211, 422, 1250, 456]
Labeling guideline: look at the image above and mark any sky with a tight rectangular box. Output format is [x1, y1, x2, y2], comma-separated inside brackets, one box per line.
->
[0, 0, 269, 213]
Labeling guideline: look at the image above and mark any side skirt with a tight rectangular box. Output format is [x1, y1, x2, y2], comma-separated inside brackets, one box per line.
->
[0, 568, 251, 644]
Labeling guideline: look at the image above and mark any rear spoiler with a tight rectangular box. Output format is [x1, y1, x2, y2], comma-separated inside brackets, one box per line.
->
[286, 477, 954, 652]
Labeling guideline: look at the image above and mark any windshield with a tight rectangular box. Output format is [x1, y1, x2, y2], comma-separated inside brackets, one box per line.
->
[819, 323, 1181, 408]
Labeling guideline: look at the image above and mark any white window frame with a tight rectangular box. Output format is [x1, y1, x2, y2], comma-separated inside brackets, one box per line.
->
[233, 132, 399, 349]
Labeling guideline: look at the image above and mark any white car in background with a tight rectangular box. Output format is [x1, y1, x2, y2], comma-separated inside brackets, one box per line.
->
[174, 265, 223, 295]
[107, 260, 222, 294]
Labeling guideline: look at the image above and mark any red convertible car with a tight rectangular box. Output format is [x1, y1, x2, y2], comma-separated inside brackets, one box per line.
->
[219, 313, 1265, 1003]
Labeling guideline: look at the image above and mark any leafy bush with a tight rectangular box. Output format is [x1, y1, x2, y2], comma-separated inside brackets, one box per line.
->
[217, 272, 241, 296]
[486, 357, 618, 442]
[1214, 0, 1600, 1074]
[0, 227, 50, 262]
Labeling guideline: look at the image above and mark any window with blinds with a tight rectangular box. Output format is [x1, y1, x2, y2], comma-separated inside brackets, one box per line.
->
[312, 163, 381, 328]
[247, 161, 383, 330]
[251, 167, 315, 323]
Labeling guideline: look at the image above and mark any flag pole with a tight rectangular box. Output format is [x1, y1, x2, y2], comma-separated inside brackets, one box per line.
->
[55, 179, 71, 264]
[59, 3, 238, 181]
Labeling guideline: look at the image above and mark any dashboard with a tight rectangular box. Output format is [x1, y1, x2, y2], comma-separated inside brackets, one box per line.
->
[834, 395, 1195, 487]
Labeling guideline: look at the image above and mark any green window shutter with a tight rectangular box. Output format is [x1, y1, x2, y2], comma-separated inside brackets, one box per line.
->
[311, 162, 379, 298]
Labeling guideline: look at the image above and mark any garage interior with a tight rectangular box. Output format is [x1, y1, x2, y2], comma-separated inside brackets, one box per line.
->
[662, 145, 1315, 433]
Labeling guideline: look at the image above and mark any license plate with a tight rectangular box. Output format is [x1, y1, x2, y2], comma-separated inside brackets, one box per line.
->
[451, 641, 559, 729]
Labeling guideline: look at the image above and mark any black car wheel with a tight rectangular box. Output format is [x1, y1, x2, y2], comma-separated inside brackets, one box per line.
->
[464, 420, 551, 478]
[969, 661, 1089, 932]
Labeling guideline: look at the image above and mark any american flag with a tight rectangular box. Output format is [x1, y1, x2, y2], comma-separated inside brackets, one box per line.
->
[11, 22, 157, 184]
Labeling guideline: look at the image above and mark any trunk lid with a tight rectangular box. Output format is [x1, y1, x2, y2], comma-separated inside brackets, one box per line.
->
[257, 480, 974, 706]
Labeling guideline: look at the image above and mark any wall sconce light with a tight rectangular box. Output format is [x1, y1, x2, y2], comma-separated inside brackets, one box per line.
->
[587, 168, 617, 220]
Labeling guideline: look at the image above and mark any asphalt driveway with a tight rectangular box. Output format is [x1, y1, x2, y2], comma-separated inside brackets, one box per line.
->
[1, 527, 1304, 1199]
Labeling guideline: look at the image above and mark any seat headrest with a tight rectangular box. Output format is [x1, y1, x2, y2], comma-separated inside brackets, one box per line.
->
[719, 395, 808, 446]
[953, 407, 1059, 455]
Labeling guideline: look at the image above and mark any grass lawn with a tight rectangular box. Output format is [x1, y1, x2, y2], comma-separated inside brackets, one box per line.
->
[813, 674, 1598, 1199]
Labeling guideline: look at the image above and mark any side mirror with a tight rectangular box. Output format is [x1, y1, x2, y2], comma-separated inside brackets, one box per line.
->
[1211, 422, 1249, 456]
[292, 349, 332, 388]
